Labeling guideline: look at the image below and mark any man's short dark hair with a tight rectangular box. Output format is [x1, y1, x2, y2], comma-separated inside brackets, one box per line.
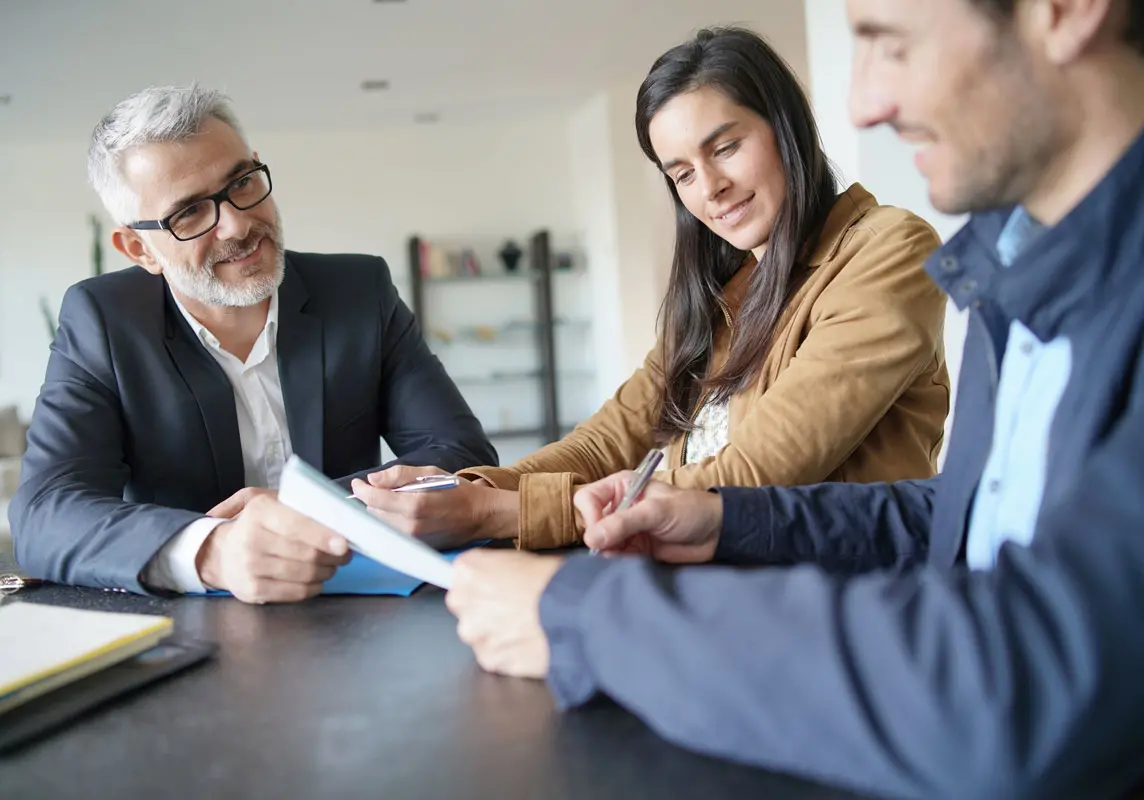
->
[970, 0, 1144, 55]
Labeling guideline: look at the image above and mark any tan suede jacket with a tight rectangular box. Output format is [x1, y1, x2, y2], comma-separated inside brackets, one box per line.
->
[460, 184, 950, 549]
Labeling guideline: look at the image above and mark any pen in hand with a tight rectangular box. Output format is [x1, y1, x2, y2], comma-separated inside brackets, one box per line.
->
[590, 449, 664, 555]
[347, 474, 461, 501]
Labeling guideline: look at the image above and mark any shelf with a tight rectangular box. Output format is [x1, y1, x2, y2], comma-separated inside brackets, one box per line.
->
[485, 427, 546, 439]
[484, 424, 584, 439]
[423, 272, 540, 284]
[409, 231, 580, 455]
[429, 318, 592, 346]
[454, 369, 596, 387]
[455, 371, 540, 386]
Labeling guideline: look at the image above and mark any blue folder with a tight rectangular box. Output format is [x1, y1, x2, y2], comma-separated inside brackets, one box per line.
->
[194, 548, 474, 598]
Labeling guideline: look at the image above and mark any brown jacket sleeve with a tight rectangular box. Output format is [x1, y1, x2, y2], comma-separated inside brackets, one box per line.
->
[463, 211, 945, 550]
[458, 347, 666, 548]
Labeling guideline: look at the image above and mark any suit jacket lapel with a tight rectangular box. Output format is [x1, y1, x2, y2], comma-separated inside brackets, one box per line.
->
[163, 288, 246, 499]
[277, 259, 325, 470]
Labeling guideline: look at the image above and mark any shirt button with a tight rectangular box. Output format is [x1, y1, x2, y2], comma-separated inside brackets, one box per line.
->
[1020, 341, 1035, 356]
[958, 279, 978, 295]
[988, 479, 1002, 493]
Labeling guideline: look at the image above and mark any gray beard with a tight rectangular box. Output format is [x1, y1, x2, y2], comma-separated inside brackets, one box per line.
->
[157, 217, 286, 308]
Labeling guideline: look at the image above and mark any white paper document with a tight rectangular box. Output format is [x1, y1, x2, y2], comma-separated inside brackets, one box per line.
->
[277, 456, 455, 589]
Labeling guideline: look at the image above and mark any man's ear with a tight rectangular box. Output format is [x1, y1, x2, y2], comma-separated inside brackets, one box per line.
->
[1026, 0, 1114, 65]
[112, 227, 161, 275]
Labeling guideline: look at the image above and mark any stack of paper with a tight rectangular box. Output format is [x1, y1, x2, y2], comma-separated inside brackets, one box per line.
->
[277, 456, 457, 590]
[0, 603, 173, 714]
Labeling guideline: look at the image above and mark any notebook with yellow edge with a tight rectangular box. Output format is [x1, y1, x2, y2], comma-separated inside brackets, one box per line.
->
[0, 602, 174, 715]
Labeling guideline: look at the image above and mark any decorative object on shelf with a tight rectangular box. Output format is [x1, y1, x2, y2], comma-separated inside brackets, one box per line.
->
[90, 213, 105, 278]
[555, 252, 575, 271]
[498, 240, 523, 273]
[428, 327, 453, 345]
[418, 239, 453, 279]
[41, 213, 106, 341]
[459, 248, 482, 277]
[428, 321, 536, 345]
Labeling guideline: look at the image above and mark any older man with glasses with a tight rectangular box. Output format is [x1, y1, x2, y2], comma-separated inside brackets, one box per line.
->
[9, 84, 496, 604]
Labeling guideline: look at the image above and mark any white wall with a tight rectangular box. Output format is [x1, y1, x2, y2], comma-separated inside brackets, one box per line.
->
[804, 0, 968, 457]
[569, 85, 674, 406]
[0, 142, 131, 419]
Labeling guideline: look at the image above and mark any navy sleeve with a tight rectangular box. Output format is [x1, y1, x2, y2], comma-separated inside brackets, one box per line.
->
[541, 411, 1144, 797]
[10, 285, 200, 593]
[337, 259, 497, 484]
[715, 478, 937, 572]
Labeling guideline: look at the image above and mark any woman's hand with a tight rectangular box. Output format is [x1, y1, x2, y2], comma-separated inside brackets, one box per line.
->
[351, 465, 519, 549]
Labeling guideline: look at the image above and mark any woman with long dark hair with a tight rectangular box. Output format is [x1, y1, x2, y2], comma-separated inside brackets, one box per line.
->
[354, 26, 949, 550]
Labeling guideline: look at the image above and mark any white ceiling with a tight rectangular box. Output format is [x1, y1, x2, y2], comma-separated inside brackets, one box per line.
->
[0, 0, 807, 142]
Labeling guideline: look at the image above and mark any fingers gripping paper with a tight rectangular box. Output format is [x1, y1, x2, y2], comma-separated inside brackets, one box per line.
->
[278, 456, 455, 590]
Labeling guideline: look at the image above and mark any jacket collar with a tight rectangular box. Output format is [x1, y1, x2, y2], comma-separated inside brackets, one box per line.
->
[273, 254, 326, 470]
[721, 183, 878, 310]
[161, 253, 326, 485]
[928, 127, 1144, 341]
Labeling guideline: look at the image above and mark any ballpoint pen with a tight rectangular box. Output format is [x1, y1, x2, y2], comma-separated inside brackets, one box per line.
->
[590, 449, 664, 555]
[346, 474, 461, 501]
[392, 475, 462, 493]
[0, 574, 44, 596]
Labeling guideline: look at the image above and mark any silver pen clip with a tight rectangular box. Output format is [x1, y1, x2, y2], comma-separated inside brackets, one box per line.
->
[1, 574, 28, 596]
[0, 574, 44, 595]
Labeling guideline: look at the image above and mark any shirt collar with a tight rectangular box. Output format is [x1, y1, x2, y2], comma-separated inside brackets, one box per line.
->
[995, 207, 1044, 268]
[171, 290, 279, 353]
[926, 125, 1144, 341]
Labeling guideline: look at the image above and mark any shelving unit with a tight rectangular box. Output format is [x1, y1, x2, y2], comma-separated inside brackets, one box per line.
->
[407, 230, 593, 456]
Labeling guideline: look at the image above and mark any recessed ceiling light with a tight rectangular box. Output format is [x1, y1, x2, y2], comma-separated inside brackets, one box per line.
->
[414, 112, 440, 124]
[361, 79, 390, 91]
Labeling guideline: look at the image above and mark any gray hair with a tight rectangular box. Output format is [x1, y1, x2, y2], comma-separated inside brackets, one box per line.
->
[88, 84, 246, 223]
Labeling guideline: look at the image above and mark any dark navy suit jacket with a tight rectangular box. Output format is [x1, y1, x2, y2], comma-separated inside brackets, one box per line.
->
[10, 251, 496, 593]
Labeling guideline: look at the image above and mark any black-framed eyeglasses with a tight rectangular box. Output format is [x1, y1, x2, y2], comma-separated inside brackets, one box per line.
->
[128, 162, 273, 242]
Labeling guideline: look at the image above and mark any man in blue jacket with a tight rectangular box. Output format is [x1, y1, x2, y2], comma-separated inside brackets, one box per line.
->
[444, 0, 1144, 796]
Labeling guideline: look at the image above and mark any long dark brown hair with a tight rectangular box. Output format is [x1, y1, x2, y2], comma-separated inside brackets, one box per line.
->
[636, 27, 838, 442]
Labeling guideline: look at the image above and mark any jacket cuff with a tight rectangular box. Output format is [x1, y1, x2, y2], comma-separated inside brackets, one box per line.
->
[539, 553, 616, 709]
[518, 472, 580, 551]
[713, 486, 778, 564]
[457, 466, 522, 491]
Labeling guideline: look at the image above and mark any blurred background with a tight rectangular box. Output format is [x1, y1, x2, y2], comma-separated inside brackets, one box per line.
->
[0, 0, 968, 522]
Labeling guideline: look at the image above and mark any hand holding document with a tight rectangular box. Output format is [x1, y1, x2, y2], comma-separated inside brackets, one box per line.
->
[278, 456, 456, 590]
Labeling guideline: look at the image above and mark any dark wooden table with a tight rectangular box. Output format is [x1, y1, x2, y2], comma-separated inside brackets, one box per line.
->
[0, 541, 862, 799]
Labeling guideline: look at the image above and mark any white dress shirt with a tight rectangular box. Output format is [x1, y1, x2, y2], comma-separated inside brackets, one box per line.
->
[142, 292, 294, 592]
